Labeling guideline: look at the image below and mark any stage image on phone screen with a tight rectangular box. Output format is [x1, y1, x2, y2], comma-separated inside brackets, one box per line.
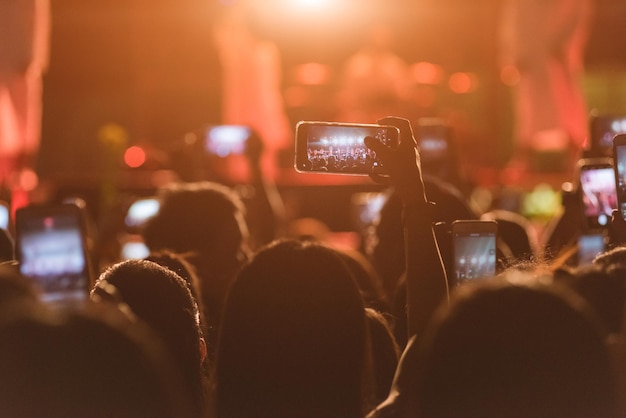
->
[580, 165, 617, 229]
[454, 233, 497, 283]
[295, 122, 398, 174]
[18, 213, 88, 303]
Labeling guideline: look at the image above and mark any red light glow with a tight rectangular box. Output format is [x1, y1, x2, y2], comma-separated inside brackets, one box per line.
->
[124, 146, 146, 168]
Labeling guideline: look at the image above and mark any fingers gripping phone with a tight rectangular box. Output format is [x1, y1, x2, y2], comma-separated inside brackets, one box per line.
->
[451, 220, 497, 286]
[294, 121, 400, 175]
[578, 158, 617, 231]
[15, 203, 93, 305]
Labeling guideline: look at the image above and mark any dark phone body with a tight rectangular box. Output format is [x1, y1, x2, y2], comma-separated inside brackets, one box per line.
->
[451, 220, 497, 286]
[578, 158, 616, 231]
[589, 114, 626, 157]
[294, 121, 399, 175]
[613, 135, 626, 221]
[15, 203, 92, 304]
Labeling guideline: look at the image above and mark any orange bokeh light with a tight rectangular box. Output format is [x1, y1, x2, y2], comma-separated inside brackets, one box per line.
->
[124, 146, 146, 168]
[449, 72, 478, 94]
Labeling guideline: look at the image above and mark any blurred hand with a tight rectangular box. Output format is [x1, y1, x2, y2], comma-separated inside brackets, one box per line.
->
[244, 129, 264, 168]
[365, 116, 427, 205]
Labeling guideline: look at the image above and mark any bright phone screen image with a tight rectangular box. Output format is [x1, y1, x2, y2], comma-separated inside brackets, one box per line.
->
[615, 142, 626, 220]
[204, 125, 251, 157]
[580, 165, 617, 229]
[454, 232, 497, 284]
[17, 211, 89, 304]
[295, 123, 398, 174]
[578, 234, 606, 266]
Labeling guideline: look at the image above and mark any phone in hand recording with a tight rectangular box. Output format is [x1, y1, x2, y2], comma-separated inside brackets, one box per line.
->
[577, 233, 606, 266]
[204, 125, 252, 157]
[15, 203, 93, 305]
[451, 220, 497, 286]
[613, 134, 626, 221]
[578, 158, 617, 231]
[294, 121, 400, 175]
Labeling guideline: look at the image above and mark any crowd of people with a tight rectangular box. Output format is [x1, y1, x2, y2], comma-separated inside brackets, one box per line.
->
[1, 116, 626, 417]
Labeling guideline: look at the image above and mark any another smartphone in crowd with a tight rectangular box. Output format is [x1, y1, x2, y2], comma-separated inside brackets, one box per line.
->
[613, 134, 626, 221]
[416, 118, 449, 163]
[204, 125, 252, 157]
[577, 233, 607, 266]
[0, 200, 10, 231]
[451, 220, 497, 286]
[589, 113, 626, 157]
[15, 203, 92, 305]
[578, 158, 617, 231]
[294, 121, 400, 175]
[125, 197, 160, 231]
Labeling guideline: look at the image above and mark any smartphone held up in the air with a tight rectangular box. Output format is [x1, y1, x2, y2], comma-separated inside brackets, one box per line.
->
[577, 158, 617, 231]
[294, 121, 400, 175]
[451, 220, 498, 286]
[15, 203, 93, 305]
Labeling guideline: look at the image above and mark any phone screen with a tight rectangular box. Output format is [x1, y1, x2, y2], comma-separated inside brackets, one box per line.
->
[614, 137, 626, 220]
[452, 221, 497, 285]
[125, 197, 160, 230]
[416, 120, 449, 164]
[578, 233, 606, 266]
[579, 162, 617, 230]
[15, 205, 91, 304]
[295, 121, 399, 175]
[205, 125, 251, 157]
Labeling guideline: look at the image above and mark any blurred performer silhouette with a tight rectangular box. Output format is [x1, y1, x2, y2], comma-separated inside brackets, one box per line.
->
[0, 0, 49, 201]
[214, 2, 291, 181]
[336, 23, 411, 124]
[500, 0, 592, 177]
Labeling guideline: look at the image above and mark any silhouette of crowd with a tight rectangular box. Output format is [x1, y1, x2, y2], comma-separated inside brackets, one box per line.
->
[1, 115, 626, 418]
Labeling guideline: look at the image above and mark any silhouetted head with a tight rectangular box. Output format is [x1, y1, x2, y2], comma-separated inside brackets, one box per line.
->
[0, 303, 194, 418]
[94, 259, 207, 417]
[142, 181, 249, 265]
[415, 275, 619, 417]
[142, 181, 249, 332]
[216, 239, 370, 418]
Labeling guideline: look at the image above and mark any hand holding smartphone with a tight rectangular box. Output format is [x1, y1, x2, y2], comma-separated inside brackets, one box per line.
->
[613, 134, 626, 221]
[451, 220, 497, 286]
[294, 121, 400, 175]
[15, 203, 93, 305]
[577, 158, 616, 231]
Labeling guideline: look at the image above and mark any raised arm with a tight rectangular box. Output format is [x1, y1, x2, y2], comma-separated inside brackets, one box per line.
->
[365, 117, 449, 340]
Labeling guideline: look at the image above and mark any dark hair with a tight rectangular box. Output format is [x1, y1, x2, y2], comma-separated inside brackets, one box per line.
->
[142, 181, 246, 256]
[415, 276, 619, 417]
[0, 303, 194, 417]
[141, 181, 249, 353]
[94, 259, 207, 417]
[216, 239, 370, 418]
[365, 308, 399, 405]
